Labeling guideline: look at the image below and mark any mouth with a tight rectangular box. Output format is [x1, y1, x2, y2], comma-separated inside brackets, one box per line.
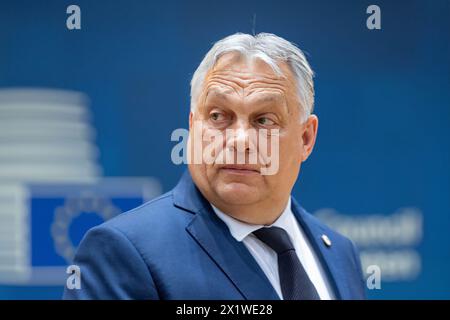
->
[218, 165, 261, 175]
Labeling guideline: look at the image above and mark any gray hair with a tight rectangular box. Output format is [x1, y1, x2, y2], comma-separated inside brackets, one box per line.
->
[190, 32, 315, 122]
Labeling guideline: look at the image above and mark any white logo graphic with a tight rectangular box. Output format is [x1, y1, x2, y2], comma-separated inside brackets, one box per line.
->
[66, 264, 81, 290]
[366, 5, 381, 30]
[366, 265, 382, 290]
[66, 5, 81, 30]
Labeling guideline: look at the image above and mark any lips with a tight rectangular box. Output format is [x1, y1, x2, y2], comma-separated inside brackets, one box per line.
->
[219, 165, 261, 174]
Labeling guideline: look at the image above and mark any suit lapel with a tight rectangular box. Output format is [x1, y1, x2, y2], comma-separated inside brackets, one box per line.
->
[172, 171, 351, 300]
[186, 207, 280, 300]
[290, 198, 347, 299]
[173, 171, 279, 300]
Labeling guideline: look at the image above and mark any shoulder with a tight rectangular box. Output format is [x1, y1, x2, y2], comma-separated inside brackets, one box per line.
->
[87, 191, 194, 249]
[295, 204, 360, 259]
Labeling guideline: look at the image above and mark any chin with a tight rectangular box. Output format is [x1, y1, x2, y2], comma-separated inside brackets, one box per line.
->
[214, 181, 262, 205]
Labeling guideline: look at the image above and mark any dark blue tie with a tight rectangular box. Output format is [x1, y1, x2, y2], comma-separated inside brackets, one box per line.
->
[253, 226, 320, 300]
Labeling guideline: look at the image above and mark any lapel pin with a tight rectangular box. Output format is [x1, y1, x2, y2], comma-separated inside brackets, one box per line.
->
[321, 234, 332, 247]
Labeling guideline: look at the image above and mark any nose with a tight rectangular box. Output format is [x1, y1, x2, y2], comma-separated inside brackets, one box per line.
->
[225, 120, 258, 164]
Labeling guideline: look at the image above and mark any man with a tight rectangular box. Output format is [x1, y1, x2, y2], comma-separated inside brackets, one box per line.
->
[64, 33, 366, 300]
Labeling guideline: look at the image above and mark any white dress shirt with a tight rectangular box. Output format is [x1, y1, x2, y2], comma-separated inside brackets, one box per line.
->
[211, 197, 335, 300]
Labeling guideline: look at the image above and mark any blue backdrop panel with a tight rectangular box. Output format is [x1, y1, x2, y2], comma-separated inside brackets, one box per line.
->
[0, 0, 449, 299]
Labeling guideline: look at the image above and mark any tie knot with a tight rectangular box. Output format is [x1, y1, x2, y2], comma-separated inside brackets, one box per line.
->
[253, 226, 295, 254]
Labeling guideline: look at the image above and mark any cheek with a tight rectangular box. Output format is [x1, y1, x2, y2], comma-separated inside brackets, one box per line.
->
[278, 133, 303, 163]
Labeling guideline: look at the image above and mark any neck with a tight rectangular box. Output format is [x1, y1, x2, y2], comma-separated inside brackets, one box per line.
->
[210, 197, 290, 226]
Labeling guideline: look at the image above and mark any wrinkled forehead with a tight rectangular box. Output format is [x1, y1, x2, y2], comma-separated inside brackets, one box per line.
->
[202, 52, 298, 99]
[214, 52, 282, 75]
[210, 51, 294, 81]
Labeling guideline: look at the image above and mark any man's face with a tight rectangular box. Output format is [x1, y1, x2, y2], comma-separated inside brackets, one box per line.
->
[188, 52, 318, 216]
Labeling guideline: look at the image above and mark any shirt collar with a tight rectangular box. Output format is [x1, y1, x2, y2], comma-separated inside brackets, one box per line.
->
[211, 197, 295, 242]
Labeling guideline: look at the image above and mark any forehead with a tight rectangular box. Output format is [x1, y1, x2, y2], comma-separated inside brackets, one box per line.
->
[203, 52, 297, 100]
[212, 52, 283, 78]
[205, 87, 285, 107]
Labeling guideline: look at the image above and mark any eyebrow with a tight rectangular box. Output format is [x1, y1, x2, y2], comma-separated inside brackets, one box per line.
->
[250, 93, 284, 104]
[205, 89, 234, 102]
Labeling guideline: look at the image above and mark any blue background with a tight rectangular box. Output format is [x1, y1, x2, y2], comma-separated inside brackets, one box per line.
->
[0, 0, 449, 299]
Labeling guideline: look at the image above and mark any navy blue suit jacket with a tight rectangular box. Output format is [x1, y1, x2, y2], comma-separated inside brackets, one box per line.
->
[63, 171, 366, 300]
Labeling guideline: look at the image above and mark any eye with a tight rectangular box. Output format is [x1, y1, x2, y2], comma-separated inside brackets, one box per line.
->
[210, 111, 226, 122]
[256, 116, 275, 126]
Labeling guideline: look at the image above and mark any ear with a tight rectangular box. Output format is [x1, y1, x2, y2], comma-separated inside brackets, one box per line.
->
[189, 111, 194, 129]
[301, 115, 319, 162]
